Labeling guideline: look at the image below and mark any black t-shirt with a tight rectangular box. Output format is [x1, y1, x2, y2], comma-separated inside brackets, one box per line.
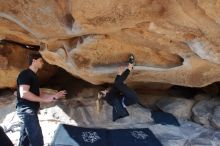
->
[16, 68, 40, 112]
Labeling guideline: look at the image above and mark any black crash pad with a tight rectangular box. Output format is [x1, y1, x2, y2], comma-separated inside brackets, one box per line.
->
[51, 124, 162, 146]
[151, 111, 180, 126]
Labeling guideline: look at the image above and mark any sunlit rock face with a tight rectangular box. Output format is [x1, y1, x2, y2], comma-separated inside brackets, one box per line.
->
[1, 0, 220, 87]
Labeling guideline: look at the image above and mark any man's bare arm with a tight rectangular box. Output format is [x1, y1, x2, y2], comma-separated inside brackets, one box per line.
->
[19, 85, 53, 103]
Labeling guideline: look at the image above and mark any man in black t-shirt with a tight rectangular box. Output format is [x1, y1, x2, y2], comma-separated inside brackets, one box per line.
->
[16, 52, 67, 146]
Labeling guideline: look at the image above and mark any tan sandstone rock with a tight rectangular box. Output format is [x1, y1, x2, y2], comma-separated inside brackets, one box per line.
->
[1, 0, 220, 88]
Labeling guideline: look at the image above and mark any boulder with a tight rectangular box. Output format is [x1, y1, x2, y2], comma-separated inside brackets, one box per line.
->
[156, 97, 194, 119]
[211, 106, 220, 129]
[192, 98, 220, 128]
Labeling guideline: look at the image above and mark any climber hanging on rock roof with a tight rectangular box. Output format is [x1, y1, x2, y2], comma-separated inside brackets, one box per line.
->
[97, 54, 139, 121]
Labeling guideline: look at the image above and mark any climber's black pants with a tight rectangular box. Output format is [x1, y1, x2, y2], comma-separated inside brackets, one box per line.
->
[113, 69, 139, 106]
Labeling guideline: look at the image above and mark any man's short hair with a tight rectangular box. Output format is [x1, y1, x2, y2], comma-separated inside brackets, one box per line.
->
[28, 52, 42, 65]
